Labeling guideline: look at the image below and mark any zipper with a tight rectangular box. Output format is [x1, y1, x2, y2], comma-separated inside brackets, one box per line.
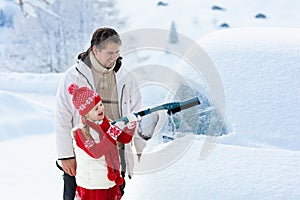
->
[120, 84, 125, 117]
[76, 67, 94, 91]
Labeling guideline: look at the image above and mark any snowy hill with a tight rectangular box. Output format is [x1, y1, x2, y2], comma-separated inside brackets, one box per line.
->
[0, 90, 53, 140]
[121, 27, 300, 200]
[117, 0, 300, 40]
[198, 27, 300, 151]
[0, 72, 60, 140]
[123, 136, 300, 200]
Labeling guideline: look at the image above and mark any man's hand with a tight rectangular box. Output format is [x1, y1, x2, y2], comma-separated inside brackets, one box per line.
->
[61, 158, 77, 176]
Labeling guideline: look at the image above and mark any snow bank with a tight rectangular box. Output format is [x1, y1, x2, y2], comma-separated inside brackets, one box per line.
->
[0, 90, 53, 140]
[123, 135, 300, 200]
[0, 134, 62, 199]
[0, 72, 61, 94]
[0, 72, 61, 140]
[197, 27, 300, 151]
[123, 27, 300, 200]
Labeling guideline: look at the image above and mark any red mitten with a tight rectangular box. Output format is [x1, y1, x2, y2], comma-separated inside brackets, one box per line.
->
[114, 121, 125, 130]
[126, 113, 139, 129]
[107, 125, 122, 140]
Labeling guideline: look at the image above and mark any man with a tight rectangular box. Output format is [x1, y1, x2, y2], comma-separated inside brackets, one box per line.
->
[55, 27, 146, 199]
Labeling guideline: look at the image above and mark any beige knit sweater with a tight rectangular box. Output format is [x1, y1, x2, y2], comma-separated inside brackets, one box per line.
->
[89, 52, 120, 121]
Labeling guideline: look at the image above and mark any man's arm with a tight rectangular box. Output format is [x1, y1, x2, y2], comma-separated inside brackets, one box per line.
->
[54, 72, 77, 175]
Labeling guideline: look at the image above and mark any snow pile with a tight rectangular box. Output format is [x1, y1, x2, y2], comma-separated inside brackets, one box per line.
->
[0, 134, 62, 200]
[123, 135, 300, 200]
[0, 72, 61, 94]
[122, 27, 300, 200]
[0, 72, 60, 140]
[0, 72, 60, 198]
[198, 27, 300, 151]
[0, 90, 53, 140]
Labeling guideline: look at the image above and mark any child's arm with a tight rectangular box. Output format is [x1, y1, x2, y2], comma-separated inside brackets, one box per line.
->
[117, 126, 136, 144]
[75, 129, 116, 159]
[116, 113, 139, 144]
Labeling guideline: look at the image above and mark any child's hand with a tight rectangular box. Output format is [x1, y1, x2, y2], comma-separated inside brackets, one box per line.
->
[114, 121, 125, 130]
[107, 124, 122, 140]
[126, 113, 139, 129]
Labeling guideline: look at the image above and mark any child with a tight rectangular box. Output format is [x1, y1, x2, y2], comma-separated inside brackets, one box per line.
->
[67, 83, 138, 200]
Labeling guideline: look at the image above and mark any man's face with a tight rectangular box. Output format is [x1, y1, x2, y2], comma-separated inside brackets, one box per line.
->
[93, 42, 120, 69]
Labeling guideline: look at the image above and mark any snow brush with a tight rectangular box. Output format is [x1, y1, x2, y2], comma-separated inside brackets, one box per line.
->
[111, 97, 201, 125]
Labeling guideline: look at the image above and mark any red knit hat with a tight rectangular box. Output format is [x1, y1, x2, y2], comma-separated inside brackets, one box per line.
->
[68, 84, 101, 116]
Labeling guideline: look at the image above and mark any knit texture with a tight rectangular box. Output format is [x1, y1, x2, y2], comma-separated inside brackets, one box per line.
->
[68, 83, 101, 116]
[90, 52, 120, 120]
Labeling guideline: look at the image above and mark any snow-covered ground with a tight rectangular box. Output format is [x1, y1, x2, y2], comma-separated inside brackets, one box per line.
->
[122, 27, 300, 200]
[1, 0, 300, 199]
[125, 136, 300, 200]
[0, 134, 62, 199]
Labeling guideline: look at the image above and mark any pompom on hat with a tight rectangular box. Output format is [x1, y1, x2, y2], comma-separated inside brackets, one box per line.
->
[68, 83, 101, 116]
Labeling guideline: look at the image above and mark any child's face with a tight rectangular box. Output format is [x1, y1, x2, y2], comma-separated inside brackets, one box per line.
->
[86, 101, 105, 121]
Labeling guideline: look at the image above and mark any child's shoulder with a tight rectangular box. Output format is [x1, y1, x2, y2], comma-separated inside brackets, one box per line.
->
[72, 123, 84, 131]
[71, 123, 84, 138]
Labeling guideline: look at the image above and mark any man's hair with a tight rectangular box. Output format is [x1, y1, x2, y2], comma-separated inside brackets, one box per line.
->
[91, 27, 122, 50]
[78, 27, 121, 61]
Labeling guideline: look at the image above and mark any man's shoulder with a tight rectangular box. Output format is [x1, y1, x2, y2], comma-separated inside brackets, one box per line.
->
[62, 61, 79, 76]
[64, 60, 82, 72]
[116, 67, 136, 81]
[64, 60, 91, 77]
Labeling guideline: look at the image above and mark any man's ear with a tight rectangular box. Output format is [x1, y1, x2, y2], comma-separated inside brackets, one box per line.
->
[92, 45, 98, 54]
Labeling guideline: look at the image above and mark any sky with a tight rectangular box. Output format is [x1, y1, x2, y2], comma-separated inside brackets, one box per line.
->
[0, 0, 300, 199]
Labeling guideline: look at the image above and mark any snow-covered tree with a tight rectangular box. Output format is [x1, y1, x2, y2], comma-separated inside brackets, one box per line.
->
[169, 21, 178, 44]
[16, 0, 57, 18]
[0, 9, 13, 28]
[2, 0, 123, 73]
